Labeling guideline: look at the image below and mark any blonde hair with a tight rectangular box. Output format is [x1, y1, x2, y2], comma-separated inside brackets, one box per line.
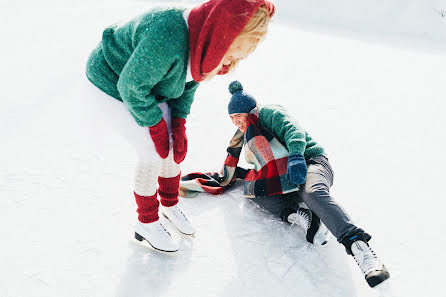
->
[204, 5, 272, 80]
[239, 5, 272, 47]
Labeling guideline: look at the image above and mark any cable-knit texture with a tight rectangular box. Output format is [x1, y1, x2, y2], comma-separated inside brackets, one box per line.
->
[158, 174, 181, 207]
[134, 162, 161, 196]
[160, 150, 181, 178]
[134, 192, 159, 223]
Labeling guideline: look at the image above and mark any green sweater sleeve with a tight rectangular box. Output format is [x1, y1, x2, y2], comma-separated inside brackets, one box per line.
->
[116, 27, 184, 127]
[169, 81, 200, 119]
[258, 104, 306, 155]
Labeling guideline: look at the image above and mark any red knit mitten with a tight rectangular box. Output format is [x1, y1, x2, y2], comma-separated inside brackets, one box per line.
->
[172, 118, 188, 164]
[158, 175, 181, 207]
[134, 192, 160, 223]
[149, 118, 169, 159]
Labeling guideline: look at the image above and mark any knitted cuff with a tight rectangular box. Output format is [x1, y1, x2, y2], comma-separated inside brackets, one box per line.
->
[134, 192, 160, 223]
[158, 174, 181, 207]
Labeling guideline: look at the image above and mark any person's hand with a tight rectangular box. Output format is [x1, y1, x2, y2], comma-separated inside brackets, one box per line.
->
[148, 118, 169, 159]
[287, 153, 307, 186]
[172, 118, 188, 164]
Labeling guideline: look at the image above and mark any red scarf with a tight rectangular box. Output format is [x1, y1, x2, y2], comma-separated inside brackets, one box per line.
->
[187, 0, 275, 82]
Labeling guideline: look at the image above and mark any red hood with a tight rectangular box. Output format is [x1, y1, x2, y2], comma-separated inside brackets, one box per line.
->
[187, 0, 275, 82]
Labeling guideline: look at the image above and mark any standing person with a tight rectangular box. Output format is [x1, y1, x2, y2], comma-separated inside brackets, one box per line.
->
[85, 0, 275, 252]
[180, 81, 390, 287]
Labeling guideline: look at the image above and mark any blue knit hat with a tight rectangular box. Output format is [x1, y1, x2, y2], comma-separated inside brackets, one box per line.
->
[227, 81, 257, 115]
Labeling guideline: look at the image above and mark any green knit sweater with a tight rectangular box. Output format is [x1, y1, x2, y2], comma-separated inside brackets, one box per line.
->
[86, 8, 199, 127]
[258, 104, 325, 159]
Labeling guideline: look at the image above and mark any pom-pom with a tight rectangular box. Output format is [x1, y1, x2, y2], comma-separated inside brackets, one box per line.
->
[228, 81, 243, 94]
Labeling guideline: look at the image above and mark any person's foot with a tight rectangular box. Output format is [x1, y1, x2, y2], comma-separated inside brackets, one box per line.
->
[282, 207, 331, 245]
[134, 220, 179, 252]
[161, 204, 195, 235]
[343, 232, 390, 287]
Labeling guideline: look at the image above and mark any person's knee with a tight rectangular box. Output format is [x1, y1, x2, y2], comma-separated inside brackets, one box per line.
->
[301, 181, 330, 201]
[160, 150, 180, 177]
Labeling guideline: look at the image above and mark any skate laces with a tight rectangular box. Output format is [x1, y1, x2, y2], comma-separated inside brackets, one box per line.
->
[352, 241, 381, 275]
[171, 206, 189, 223]
[156, 221, 172, 237]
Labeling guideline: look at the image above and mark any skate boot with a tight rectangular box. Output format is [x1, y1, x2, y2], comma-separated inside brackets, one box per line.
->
[161, 204, 195, 235]
[342, 232, 390, 287]
[135, 220, 179, 252]
[281, 207, 331, 245]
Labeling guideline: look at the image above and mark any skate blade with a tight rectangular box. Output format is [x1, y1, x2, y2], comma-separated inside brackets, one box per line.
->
[134, 232, 179, 253]
[366, 265, 390, 288]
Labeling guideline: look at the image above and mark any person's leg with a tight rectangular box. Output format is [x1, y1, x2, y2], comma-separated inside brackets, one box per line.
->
[156, 103, 195, 235]
[297, 155, 363, 242]
[125, 111, 180, 251]
[127, 103, 180, 251]
[106, 100, 163, 225]
[299, 156, 389, 287]
[158, 151, 181, 207]
[250, 193, 329, 244]
[249, 192, 301, 219]
[84, 83, 178, 252]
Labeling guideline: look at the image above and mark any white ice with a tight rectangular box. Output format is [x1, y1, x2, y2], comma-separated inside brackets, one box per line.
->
[1, 0, 445, 296]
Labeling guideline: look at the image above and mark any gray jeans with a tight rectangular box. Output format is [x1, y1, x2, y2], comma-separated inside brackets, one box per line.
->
[250, 155, 363, 242]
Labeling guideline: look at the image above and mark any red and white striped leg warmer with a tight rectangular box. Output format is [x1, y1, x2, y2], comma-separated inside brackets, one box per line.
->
[158, 174, 181, 207]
